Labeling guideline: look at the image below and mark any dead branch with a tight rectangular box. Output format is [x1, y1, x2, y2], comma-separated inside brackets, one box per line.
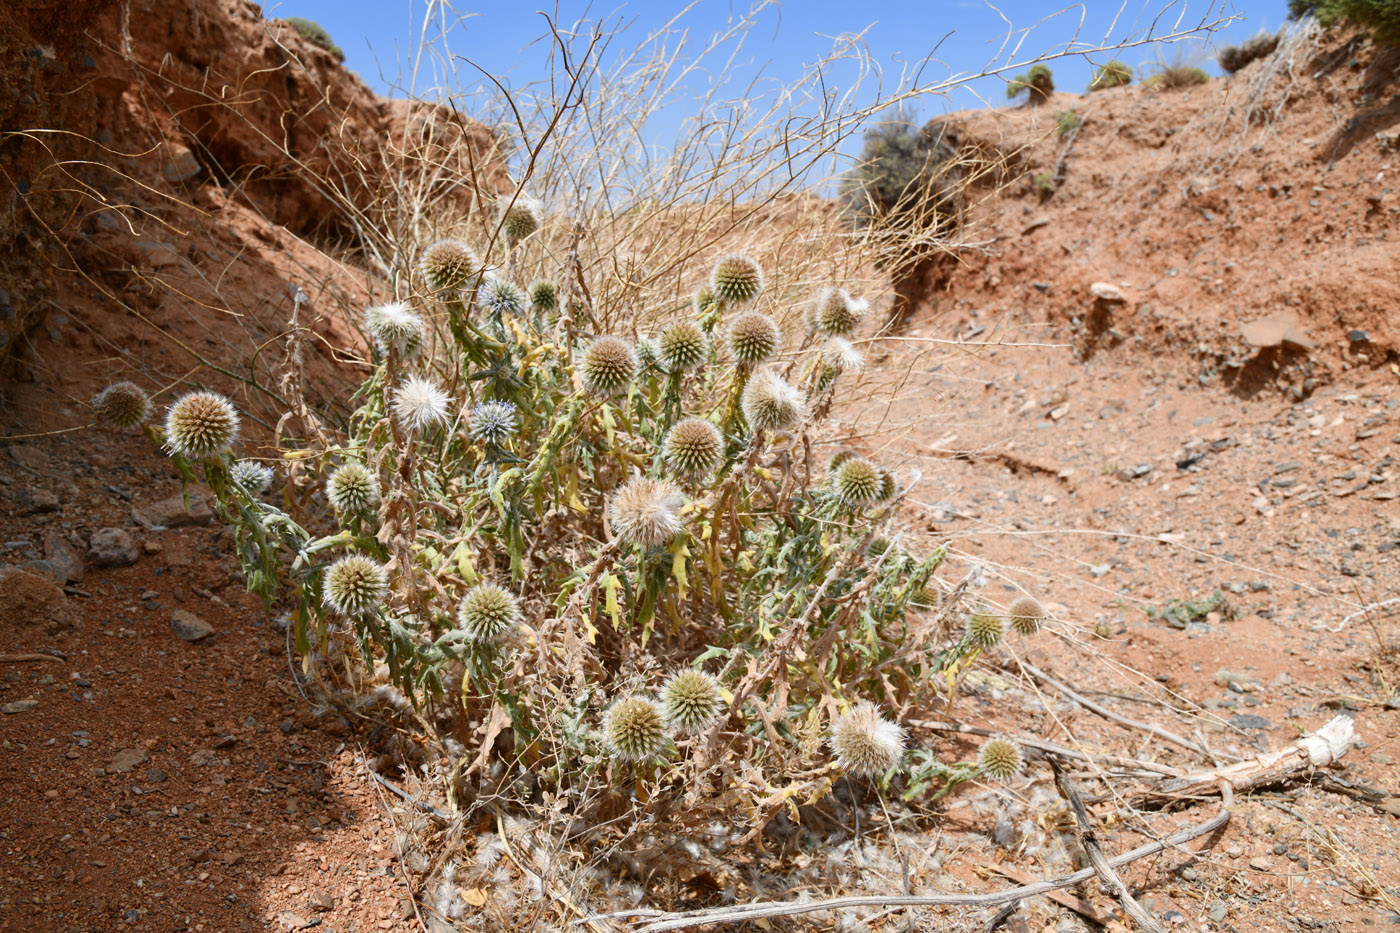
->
[909, 718, 1185, 777]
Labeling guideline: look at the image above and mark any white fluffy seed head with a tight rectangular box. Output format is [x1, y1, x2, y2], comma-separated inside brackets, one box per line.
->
[92, 382, 151, 427]
[740, 368, 805, 433]
[498, 196, 543, 244]
[392, 376, 450, 433]
[230, 460, 274, 495]
[829, 701, 905, 778]
[164, 391, 240, 458]
[322, 554, 389, 617]
[610, 476, 684, 548]
[810, 287, 866, 336]
[821, 337, 865, 373]
[326, 463, 380, 515]
[365, 302, 425, 357]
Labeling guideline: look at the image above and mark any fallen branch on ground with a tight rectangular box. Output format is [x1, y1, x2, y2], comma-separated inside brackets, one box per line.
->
[910, 718, 1185, 777]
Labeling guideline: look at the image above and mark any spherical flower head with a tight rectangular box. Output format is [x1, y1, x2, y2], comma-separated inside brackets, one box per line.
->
[876, 469, 897, 502]
[821, 337, 865, 373]
[658, 321, 709, 373]
[726, 311, 780, 365]
[581, 336, 637, 397]
[693, 284, 717, 316]
[326, 462, 380, 515]
[710, 253, 763, 305]
[231, 459, 274, 495]
[456, 583, 521, 643]
[479, 277, 527, 316]
[528, 280, 557, 312]
[811, 287, 866, 336]
[966, 609, 1005, 649]
[827, 449, 856, 473]
[603, 696, 667, 763]
[741, 368, 805, 433]
[92, 381, 151, 427]
[660, 669, 723, 735]
[663, 417, 724, 476]
[469, 399, 518, 447]
[499, 196, 542, 244]
[420, 239, 482, 292]
[832, 456, 884, 508]
[1007, 596, 1046, 636]
[635, 336, 662, 370]
[829, 701, 905, 778]
[978, 737, 1024, 782]
[164, 391, 240, 458]
[392, 375, 450, 434]
[322, 554, 389, 617]
[365, 302, 425, 357]
[610, 476, 684, 548]
[910, 585, 941, 611]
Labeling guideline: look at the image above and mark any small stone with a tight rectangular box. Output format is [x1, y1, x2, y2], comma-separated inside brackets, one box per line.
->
[1180, 867, 1199, 881]
[106, 748, 149, 773]
[1229, 714, 1272, 730]
[145, 768, 167, 784]
[1248, 856, 1272, 871]
[308, 890, 335, 912]
[1090, 282, 1126, 302]
[19, 487, 59, 514]
[170, 609, 214, 642]
[133, 493, 213, 529]
[87, 527, 138, 567]
[42, 530, 84, 583]
[2, 698, 38, 714]
[1208, 906, 1228, 922]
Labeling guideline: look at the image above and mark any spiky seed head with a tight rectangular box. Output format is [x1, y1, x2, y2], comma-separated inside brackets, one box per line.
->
[469, 399, 518, 447]
[663, 417, 724, 477]
[231, 460, 274, 495]
[832, 457, 884, 508]
[322, 554, 389, 617]
[829, 701, 905, 778]
[876, 469, 897, 502]
[811, 287, 866, 336]
[479, 278, 528, 316]
[92, 381, 151, 428]
[635, 336, 662, 370]
[164, 391, 239, 458]
[821, 337, 865, 373]
[392, 376, 450, 433]
[658, 321, 709, 373]
[610, 476, 684, 548]
[499, 196, 542, 244]
[741, 368, 805, 433]
[1007, 596, 1046, 636]
[710, 254, 763, 305]
[827, 449, 857, 473]
[866, 537, 892, 558]
[910, 585, 941, 611]
[456, 583, 521, 643]
[693, 285, 718, 316]
[581, 336, 637, 397]
[726, 311, 780, 365]
[528, 280, 557, 312]
[966, 610, 1005, 649]
[420, 239, 482, 292]
[978, 737, 1024, 781]
[326, 463, 380, 515]
[603, 696, 667, 763]
[364, 302, 425, 357]
[660, 669, 723, 734]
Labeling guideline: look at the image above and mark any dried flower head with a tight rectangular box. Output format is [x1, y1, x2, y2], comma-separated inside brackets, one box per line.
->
[741, 368, 805, 433]
[365, 302, 425, 357]
[479, 278, 528, 316]
[660, 669, 723, 734]
[603, 696, 667, 763]
[92, 381, 151, 428]
[610, 476, 684, 548]
[832, 456, 884, 508]
[469, 400, 518, 447]
[710, 254, 763, 305]
[726, 311, 780, 365]
[528, 280, 557, 312]
[1007, 596, 1046, 636]
[966, 610, 1005, 649]
[910, 585, 941, 611]
[456, 583, 521, 643]
[231, 460, 274, 495]
[582, 336, 637, 397]
[635, 336, 661, 371]
[693, 284, 717, 316]
[420, 239, 481, 292]
[811, 287, 866, 336]
[327, 463, 380, 515]
[829, 701, 905, 778]
[663, 417, 724, 476]
[499, 196, 542, 244]
[658, 321, 709, 373]
[164, 391, 240, 458]
[978, 737, 1024, 781]
[877, 468, 897, 502]
[821, 337, 865, 373]
[827, 449, 857, 473]
[392, 376, 450, 433]
[322, 554, 389, 617]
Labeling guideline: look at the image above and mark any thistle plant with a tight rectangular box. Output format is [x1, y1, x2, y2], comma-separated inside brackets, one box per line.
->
[326, 462, 380, 515]
[710, 254, 763, 304]
[392, 376, 451, 433]
[831, 456, 884, 508]
[809, 286, 867, 336]
[528, 280, 557, 313]
[829, 701, 905, 778]
[479, 278, 528, 317]
[231, 460, 274, 495]
[582, 336, 637, 396]
[741, 367, 804, 433]
[164, 391, 239, 458]
[657, 321, 708, 373]
[456, 583, 521, 643]
[603, 696, 668, 763]
[662, 417, 723, 477]
[659, 669, 722, 734]
[610, 476, 683, 548]
[1007, 596, 1046, 636]
[821, 337, 865, 374]
[365, 302, 425, 357]
[469, 400, 518, 448]
[725, 311, 780, 365]
[420, 238, 482, 292]
[92, 381, 151, 427]
[322, 554, 389, 617]
[966, 609, 1005, 649]
[499, 195, 543, 244]
[978, 737, 1024, 781]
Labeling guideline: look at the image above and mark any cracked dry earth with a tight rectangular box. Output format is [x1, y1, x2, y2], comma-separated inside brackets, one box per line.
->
[1, 317, 1398, 933]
